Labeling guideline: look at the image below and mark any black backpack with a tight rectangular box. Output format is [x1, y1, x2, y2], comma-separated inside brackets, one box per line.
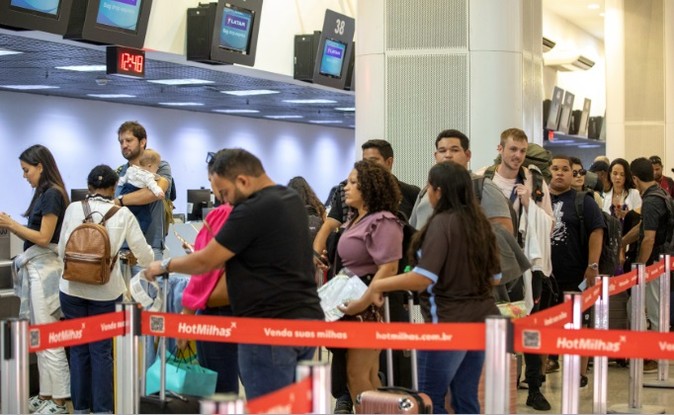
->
[575, 191, 622, 275]
[642, 190, 674, 256]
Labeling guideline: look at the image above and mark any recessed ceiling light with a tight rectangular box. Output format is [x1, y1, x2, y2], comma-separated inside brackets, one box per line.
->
[221, 89, 279, 96]
[148, 79, 214, 86]
[0, 85, 59, 90]
[0, 49, 22, 56]
[334, 107, 355, 112]
[264, 115, 303, 119]
[587, 3, 600, 10]
[87, 94, 136, 98]
[213, 109, 260, 114]
[56, 65, 106, 72]
[309, 120, 343, 124]
[158, 102, 204, 106]
[283, 99, 337, 104]
[578, 144, 601, 149]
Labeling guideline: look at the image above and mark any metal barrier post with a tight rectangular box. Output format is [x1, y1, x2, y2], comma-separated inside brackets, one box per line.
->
[593, 276, 610, 414]
[484, 315, 511, 415]
[296, 360, 331, 414]
[199, 393, 246, 414]
[383, 296, 394, 386]
[561, 292, 582, 414]
[609, 263, 665, 414]
[644, 254, 674, 388]
[0, 319, 29, 415]
[114, 302, 141, 414]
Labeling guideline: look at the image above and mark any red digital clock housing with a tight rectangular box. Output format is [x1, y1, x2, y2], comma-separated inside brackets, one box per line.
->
[106, 46, 145, 78]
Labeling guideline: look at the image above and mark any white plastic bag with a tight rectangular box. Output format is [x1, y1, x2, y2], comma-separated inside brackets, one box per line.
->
[317, 272, 368, 322]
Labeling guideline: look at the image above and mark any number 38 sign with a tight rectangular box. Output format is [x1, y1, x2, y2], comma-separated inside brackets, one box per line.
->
[312, 9, 355, 90]
[106, 46, 146, 78]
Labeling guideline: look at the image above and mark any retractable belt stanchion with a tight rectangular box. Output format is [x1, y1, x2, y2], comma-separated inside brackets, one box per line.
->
[296, 360, 331, 414]
[114, 302, 141, 414]
[484, 315, 511, 415]
[562, 292, 582, 414]
[199, 393, 246, 414]
[609, 263, 665, 414]
[383, 294, 394, 386]
[0, 318, 29, 414]
[644, 254, 673, 388]
[594, 275, 611, 414]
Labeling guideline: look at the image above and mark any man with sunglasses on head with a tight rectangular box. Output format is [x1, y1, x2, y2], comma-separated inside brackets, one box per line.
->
[650, 155, 674, 198]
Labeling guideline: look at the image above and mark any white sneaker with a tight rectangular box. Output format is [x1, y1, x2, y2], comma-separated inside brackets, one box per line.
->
[28, 395, 48, 413]
[35, 400, 68, 414]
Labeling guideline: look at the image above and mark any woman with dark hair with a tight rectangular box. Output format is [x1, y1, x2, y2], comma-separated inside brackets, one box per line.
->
[342, 161, 500, 414]
[287, 176, 326, 242]
[58, 165, 153, 413]
[0, 144, 71, 413]
[602, 157, 642, 220]
[336, 160, 403, 404]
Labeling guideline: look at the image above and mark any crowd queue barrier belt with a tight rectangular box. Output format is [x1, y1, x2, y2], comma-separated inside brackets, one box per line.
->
[3, 255, 674, 414]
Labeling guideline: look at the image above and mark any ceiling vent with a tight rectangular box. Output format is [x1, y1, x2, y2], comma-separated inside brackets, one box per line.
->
[542, 37, 556, 52]
[543, 52, 595, 71]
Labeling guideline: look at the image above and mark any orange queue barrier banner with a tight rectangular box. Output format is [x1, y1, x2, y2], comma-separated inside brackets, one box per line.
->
[514, 325, 674, 360]
[607, 270, 637, 296]
[515, 301, 572, 328]
[246, 376, 312, 414]
[140, 311, 486, 351]
[581, 282, 602, 313]
[28, 311, 125, 353]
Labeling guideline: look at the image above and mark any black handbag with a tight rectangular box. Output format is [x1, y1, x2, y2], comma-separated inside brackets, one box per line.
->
[325, 227, 344, 280]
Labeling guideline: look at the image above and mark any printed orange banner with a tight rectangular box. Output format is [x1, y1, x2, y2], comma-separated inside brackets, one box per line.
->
[581, 283, 602, 312]
[515, 301, 572, 328]
[141, 312, 486, 351]
[515, 325, 674, 360]
[246, 377, 312, 414]
[28, 311, 125, 352]
[607, 270, 637, 296]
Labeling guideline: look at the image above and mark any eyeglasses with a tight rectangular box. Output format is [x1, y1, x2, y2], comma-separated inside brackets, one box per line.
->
[572, 169, 586, 178]
[206, 152, 216, 165]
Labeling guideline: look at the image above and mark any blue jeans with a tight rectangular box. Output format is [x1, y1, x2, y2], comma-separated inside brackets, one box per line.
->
[238, 344, 315, 400]
[196, 306, 239, 394]
[417, 350, 484, 414]
[59, 292, 122, 413]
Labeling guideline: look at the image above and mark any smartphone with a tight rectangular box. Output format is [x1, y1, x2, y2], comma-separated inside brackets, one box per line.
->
[174, 231, 194, 254]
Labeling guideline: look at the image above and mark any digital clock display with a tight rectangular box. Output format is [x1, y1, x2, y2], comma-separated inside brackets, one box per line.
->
[106, 46, 145, 78]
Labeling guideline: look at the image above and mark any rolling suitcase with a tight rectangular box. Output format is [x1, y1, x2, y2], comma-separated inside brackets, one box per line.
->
[139, 273, 201, 414]
[356, 294, 432, 414]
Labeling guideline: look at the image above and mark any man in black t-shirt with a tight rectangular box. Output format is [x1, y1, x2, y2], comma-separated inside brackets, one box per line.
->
[146, 149, 323, 400]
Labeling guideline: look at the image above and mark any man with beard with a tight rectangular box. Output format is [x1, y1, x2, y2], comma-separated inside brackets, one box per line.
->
[650, 155, 674, 198]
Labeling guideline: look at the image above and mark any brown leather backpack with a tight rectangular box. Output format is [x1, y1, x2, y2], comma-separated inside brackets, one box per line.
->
[63, 199, 120, 285]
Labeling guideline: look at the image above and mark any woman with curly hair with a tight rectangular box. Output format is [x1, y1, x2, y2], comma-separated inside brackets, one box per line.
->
[343, 161, 500, 414]
[336, 159, 403, 404]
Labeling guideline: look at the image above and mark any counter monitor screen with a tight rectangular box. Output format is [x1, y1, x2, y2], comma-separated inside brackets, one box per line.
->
[70, 189, 89, 203]
[96, 0, 142, 33]
[186, 189, 212, 221]
[10, 0, 60, 16]
[218, 3, 254, 54]
[319, 38, 347, 79]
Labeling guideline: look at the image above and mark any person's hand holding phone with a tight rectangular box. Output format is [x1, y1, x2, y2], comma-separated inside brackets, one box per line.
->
[174, 231, 194, 254]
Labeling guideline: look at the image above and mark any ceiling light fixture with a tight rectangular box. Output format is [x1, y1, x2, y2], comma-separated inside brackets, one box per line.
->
[309, 120, 343, 124]
[0, 49, 22, 56]
[148, 79, 214, 86]
[334, 107, 355, 112]
[56, 65, 107, 72]
[264, 115, 303, 119]
[221, 89, 279, 96]
[158, 102, 204, 106]
[87, 94, 136, 98]
[283, 99, 337, 104]
[213, 109, 260, 114]
[0, 85, 59, 90]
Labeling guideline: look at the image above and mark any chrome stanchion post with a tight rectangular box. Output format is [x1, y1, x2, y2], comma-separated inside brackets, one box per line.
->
[1, 319, 28, 415]
[609, 263, 665, 414]
[593, 276, 610, 414]
[199, 393, 246, 414]
[297, 360, 331, 414]
[484, 315, 511, 415]
[383, 295, 394, 386]
[644, 254, 674, 388]
[115, 302, 141, 414]
[562, 292, 582, 414]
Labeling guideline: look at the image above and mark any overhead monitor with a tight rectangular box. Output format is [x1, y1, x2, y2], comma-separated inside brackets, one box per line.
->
[312, 9, 355, 90]
[70, 188, 89, 202]
[318, 38, 347, 78]
[0, 0, 74, 34]
[557, 90, 575, 134]
[207, 0, 263, 66]
[64, 0, 153, 48]
[577, 98, 591, 137]
[545, 86, 564, 131]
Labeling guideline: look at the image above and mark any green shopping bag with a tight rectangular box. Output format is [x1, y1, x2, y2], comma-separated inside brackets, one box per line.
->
[145, 349, 218, 397]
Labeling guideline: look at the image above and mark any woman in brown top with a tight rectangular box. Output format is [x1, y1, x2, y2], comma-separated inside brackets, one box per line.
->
[342, 161, 499, 414]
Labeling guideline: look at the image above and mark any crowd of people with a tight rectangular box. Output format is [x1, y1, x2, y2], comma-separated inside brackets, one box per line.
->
[0, 120, 672, 414]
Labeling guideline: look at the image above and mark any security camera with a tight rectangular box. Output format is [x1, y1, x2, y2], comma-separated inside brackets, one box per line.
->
[95, 76, 109, 86]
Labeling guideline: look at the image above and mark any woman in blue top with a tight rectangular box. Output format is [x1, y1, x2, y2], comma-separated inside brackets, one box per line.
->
[343, 161, 500, 414]
[0, 144, 71, 414]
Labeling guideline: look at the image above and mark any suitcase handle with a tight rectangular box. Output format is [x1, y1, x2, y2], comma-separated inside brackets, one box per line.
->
[383, 292, 419, 390]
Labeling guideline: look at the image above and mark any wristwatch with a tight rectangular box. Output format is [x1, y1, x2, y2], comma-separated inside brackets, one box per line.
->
[160, 257, 172, 274]
[117, 195, 125, 206]
[588, 263, 599, 271]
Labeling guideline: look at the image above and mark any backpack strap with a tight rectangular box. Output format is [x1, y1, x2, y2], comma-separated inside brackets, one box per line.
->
[574, 191, 587, 247]
[472, 176, 485, 202]
[101, 205, 120, 225]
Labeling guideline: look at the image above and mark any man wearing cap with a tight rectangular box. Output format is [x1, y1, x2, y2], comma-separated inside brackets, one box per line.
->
[650, 155, 674, 198]
[589, 160, 611, 196]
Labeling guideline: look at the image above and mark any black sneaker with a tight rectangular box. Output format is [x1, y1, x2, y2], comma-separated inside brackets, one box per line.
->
[334, 395, 353, 414]
[527, 391, 551, 411]
[580, 375, 588, 388]
[545, 359, 560, 373]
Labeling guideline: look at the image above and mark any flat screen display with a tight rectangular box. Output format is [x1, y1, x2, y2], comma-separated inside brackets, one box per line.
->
[218, 4, 254, 54]
[10, 0, 60, 16]
[96, 0, 142, 32]
[319, 38, 347, 79]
